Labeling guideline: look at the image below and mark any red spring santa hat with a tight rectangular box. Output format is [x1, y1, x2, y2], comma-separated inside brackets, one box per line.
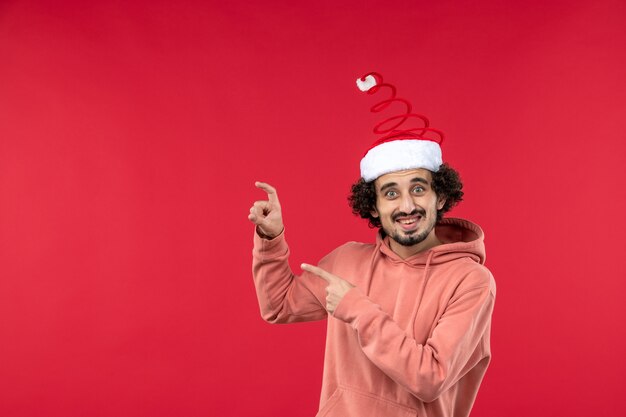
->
[356, 72, 444, 182]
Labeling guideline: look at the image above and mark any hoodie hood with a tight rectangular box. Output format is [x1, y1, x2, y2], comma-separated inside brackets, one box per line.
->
[377, 217, 486, 266]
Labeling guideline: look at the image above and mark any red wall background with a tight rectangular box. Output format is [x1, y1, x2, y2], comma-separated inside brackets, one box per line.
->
[1, 1, 625, 416]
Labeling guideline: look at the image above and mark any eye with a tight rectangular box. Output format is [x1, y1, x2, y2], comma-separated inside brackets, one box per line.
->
[412, 186, 425, 194]
[384, 190, 398, 199]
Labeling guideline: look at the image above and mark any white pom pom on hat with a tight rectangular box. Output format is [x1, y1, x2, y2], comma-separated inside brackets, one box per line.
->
[356, 72, 444, 182]
[356, 74, 377, 92]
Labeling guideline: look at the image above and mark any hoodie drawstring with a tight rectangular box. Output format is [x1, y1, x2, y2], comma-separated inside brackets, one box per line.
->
[364, 243, 382, 296]
[409, 250, 435, 336]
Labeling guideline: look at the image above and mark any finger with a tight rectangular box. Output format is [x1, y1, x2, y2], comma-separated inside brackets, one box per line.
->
[248, 203, 268, 222]
[248, 205, 263, 221]
[249, 202, 268, 218]
[252, 200, 270, 211]
[255, 181, 280, 205]
[301, 263, 334, 283]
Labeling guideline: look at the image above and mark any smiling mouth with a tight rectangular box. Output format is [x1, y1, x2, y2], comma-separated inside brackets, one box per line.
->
[395, 215, 422, 230]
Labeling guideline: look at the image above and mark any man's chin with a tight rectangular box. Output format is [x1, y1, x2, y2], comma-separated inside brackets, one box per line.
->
[390, 230, 428, 247]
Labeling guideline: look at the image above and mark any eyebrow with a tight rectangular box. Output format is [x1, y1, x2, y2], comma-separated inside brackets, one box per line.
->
[379, 182, 398, 193]
[410, 177, 430, 186]
[379, 177, 430, 193]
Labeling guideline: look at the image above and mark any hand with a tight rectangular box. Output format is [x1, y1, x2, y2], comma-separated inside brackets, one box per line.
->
[248, 181, 284, 239]
[301, 263, 355, 314]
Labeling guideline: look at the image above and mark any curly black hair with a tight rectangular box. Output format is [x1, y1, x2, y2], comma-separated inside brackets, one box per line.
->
[348, 163, 464, 228]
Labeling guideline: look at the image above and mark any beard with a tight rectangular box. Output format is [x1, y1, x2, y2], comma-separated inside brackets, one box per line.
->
[389, 228, 432, 247]
[384, 209, 437, 247]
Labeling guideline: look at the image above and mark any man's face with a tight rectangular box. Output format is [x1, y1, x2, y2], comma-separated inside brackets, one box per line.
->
[372, 168, 445, 256]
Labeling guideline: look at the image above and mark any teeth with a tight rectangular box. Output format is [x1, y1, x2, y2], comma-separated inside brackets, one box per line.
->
[397, 216, 422, 225]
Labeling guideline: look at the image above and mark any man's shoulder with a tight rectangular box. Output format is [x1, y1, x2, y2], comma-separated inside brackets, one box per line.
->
[447, 260, 496, 297]
[321, 240, 376, 265]
[334, 240, 376, 255]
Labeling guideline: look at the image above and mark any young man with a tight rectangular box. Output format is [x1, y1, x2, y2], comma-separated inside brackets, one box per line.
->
[248, 73, 496, 417]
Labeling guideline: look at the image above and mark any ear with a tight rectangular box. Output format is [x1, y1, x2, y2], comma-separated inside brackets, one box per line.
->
[370, 207, 379, 218]
[437, 197, 446, 211]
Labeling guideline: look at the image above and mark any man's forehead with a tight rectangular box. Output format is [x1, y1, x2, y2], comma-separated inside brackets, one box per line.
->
[375, 168, 433, 188]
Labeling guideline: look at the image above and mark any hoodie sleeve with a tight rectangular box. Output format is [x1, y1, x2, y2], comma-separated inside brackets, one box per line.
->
[252, 229, 329, 323]
[332, 272, 495, 403]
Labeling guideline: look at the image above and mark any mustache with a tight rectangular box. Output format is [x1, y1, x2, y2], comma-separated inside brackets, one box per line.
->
[392, 209, 426, 221]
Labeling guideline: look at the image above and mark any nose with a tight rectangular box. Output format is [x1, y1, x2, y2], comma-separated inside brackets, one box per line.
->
[399, 192, 416, 213]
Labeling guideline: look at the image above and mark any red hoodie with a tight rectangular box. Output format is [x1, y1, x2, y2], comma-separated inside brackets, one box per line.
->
[252, 217, 496, 417]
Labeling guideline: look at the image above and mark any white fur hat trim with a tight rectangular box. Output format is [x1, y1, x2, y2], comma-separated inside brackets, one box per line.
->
[360, 139, 442, 182]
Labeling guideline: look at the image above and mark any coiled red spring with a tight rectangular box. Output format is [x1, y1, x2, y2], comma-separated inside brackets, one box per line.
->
[359, 72, 444, 148]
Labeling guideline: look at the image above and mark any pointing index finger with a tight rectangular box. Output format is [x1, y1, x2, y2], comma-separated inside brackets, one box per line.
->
[255, 181, 279, 204]
[301, 263, 334, 283]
